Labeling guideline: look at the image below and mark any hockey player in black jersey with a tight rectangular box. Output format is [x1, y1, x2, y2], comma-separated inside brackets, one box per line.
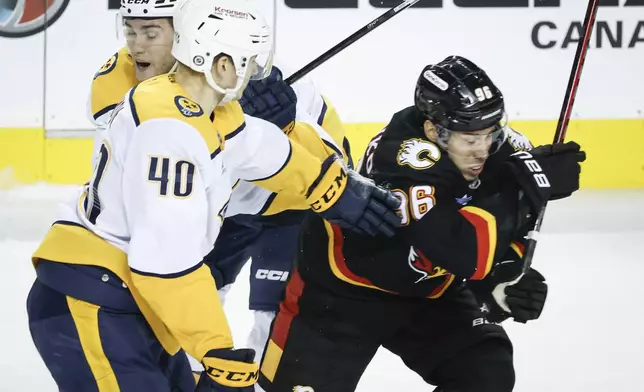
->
[257, 56, 586, 392]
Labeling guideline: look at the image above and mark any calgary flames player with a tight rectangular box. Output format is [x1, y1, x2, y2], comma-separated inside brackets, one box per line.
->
[258, 56, 586, 392]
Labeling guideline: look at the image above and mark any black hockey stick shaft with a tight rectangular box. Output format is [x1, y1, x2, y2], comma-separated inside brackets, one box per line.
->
[285, 0, 421, 85]
[523, 0, 599, 272]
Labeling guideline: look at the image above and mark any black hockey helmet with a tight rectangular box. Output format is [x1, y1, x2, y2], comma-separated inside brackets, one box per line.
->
[414, 56, 505, 132]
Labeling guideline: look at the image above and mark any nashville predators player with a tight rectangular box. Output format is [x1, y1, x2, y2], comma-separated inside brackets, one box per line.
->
[87, 0, 355, 383]
[26, 1, 400, 392]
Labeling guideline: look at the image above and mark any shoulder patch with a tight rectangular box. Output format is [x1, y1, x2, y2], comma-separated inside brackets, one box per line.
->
[507, 128, 533, 151]
[131, 76, 222, 157]
[397, 138, 442, 170]
[94, 52, 118, 80]
[174, 96, 204, 118]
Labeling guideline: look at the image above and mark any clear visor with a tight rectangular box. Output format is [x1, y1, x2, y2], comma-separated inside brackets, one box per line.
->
[247, 51, 274, 81]
[434, 112, 509, 158]
[119, 17, 171, 51]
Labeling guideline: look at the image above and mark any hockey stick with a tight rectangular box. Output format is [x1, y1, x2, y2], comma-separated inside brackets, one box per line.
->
[522, 0, 600, 273]
[285, 0, 421, 85]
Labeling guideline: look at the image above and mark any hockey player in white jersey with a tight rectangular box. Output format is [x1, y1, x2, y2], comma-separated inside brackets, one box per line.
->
[88, 0, 355, 383]
[26, 1, 400, 391]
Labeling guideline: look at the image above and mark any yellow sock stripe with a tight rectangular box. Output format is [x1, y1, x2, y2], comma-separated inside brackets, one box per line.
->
[66, 297, 120, 392]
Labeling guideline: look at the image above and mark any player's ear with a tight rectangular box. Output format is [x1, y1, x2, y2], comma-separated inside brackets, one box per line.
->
[424, 120, 438, 142]
[211, 55, 229, 83]
[213, 56, 225, 76]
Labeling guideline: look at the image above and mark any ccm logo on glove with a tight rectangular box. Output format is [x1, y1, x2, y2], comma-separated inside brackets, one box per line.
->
[205, 366, 258, 383]
[311, 167, 348, 212]
[512, 151, 550, 188]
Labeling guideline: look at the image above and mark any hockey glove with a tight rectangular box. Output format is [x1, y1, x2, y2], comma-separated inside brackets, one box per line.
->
[239, 66, 297, 133]
[469, 245, 548, 323]
[504, 141, 586, 212]
[312, 167, 401, 237]
[197, 348, 258, 391]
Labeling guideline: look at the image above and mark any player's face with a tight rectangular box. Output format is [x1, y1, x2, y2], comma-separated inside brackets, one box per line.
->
[123, 18, 175, 82]
[446, 127, 495, 180]
[425, 120, 496, 181]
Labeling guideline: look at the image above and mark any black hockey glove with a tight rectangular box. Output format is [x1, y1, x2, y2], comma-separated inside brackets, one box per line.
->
[196, 348, 258, 391]
[469, 246, 547, 324]
[503, 268, 548, 323]
[504, 141, 586, 212]
[239, 66, 297, 133]
[317, 169, 402, 237]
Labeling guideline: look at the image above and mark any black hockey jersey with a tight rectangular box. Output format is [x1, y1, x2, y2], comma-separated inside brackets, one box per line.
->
[296, 106, 533, 299]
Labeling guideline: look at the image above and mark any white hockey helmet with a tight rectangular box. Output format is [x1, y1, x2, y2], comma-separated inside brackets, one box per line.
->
[172, 0, 273, 105]
[119, 0, 185, 19]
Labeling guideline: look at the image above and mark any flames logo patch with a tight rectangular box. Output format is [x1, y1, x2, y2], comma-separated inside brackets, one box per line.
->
[397, 138, 441, 170]
[408, 246, 449, 283]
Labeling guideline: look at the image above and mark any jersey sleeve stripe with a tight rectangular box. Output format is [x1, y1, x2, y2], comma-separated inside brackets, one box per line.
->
[322, 139, 343, 157]
[93, 104, 118, 121]
[317, 99, 328, 126]
[128, 85, 141, 126]
[248, 142, 293, 182]
[210, 147, 222, 160]
[427, 275, 456, 299]
[130, 261, 204, 279]
[225, 122, 246, 141]
[342, 137, 354, 169]
[257, 192, 278, 216]
[326, 222, 396, 294]
[458, 206, 497, 280]
[510, 241, 525, 259]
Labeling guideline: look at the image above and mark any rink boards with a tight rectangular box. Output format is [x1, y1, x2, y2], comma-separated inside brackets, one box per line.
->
[1, 118, 643, 189]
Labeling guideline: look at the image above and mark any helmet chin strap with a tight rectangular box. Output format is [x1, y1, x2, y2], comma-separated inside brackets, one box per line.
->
[205, 66, 248, 106]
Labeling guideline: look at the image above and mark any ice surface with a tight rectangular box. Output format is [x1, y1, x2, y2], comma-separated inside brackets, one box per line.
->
[1, 184, 643, 391]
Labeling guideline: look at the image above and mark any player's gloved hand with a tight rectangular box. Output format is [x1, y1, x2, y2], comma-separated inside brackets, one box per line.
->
[502, 268, 548, 323]
[196, 348, 258, 391]
[310, 163, 401, 237]
[504, 141, 586, 212]
[469, 246, 547, 323]
[239, 66, 297, 133]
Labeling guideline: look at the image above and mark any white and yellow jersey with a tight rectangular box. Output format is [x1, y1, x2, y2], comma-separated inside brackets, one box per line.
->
[87, 47, 138, 159]
[227, 78, 350, 217]
[33, 73, 349, 360]
[86, 47, 351, 219]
